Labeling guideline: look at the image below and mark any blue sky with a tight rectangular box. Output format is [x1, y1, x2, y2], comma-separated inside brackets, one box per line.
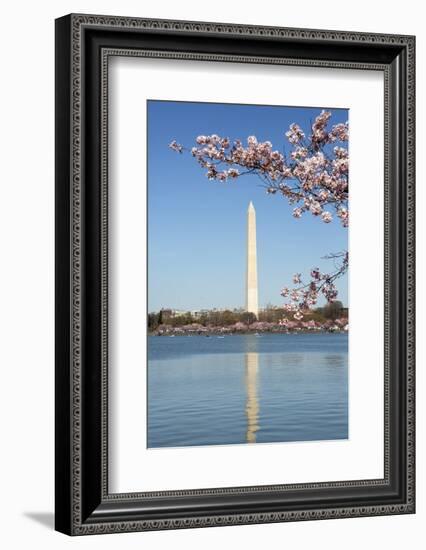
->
[147, 100, 348, 312]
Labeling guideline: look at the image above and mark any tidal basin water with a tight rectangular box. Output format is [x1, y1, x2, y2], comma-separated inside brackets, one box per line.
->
[147, 333, 348, 448]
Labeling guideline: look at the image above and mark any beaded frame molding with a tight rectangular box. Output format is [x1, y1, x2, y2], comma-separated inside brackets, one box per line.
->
[55, 14, 415, 535]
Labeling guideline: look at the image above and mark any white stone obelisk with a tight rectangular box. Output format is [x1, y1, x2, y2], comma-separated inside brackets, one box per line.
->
[246, 201, 259, 317]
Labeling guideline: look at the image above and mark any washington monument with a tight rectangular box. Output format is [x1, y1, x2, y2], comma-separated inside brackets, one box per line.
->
[246, 201, 259, 317]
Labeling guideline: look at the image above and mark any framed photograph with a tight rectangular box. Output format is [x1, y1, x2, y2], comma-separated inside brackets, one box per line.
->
[55, 14, 415, 535]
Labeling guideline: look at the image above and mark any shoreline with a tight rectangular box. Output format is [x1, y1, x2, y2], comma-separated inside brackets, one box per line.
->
[149, 328, 348, 337]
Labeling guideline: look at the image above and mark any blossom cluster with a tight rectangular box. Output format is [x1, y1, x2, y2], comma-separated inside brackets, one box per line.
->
[280, 252, 348, 320]
[168, 140, 183, 153]
[169, 110, 349, 227]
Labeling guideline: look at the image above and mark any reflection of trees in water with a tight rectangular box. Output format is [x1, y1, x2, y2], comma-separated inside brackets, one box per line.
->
[264, 352, 304, 369]
[265, 352, 345, 371]
[324, 354, 345, 368]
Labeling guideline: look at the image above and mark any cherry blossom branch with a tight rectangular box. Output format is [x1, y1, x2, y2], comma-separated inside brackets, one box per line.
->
[280, 252, 348, 320]
[169, 110, 349, 227]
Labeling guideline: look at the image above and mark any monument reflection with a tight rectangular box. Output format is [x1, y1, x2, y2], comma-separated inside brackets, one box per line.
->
[245, 338, 260, 443]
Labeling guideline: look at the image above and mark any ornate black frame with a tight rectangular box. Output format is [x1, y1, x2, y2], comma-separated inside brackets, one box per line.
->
[55, 13, 415, 535]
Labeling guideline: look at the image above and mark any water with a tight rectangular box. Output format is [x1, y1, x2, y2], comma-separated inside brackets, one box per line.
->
[147, 333, 348, 448]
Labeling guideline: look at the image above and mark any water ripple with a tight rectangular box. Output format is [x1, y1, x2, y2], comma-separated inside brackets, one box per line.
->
[148, 333, 348, 448]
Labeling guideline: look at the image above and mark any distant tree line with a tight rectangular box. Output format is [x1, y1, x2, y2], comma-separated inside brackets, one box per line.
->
[148, 301, 347, 331]
[318, 300, 346, 321]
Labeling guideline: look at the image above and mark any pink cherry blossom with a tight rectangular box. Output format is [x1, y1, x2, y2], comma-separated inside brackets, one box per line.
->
[329, 122, 349, 142]
[321, 211, 333, 223]
[285, 123, 305, 144]
[337, 207, 349, 228]
[168, 140, 183, 153]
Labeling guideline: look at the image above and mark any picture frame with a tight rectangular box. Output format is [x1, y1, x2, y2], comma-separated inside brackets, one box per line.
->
[55, 13, 415, 535]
